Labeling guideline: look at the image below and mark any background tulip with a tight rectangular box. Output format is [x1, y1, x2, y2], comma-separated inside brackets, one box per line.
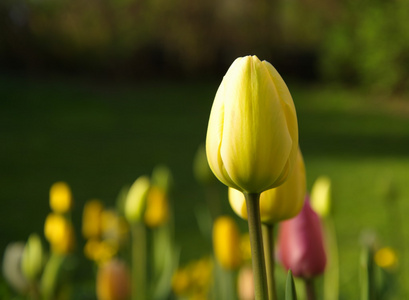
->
[82, 199, 104, 239]
[21, 233, 45, 281]
[278, 198, 327, 300]
[206, 55, 298, 194]
[49, 182, 73, 214]
[278, 197, 327, 279]
[212, 216, 242, 270]
[44, 213, 75, 254]
[124, 176, 150, 223]
[2, 242, 29, 294]
[310, 176, 331, 218]
[229, 149, 306, 224]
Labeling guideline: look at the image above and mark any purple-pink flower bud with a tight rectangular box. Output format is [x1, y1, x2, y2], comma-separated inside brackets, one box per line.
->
[277, 196, 327, 278]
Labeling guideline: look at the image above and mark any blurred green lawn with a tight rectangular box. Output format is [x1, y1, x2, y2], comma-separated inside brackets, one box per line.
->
[1, 75, 409, 299]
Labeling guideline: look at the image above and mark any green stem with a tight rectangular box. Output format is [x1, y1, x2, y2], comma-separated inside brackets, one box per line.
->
[262, 224, 277, 300]
[304, 278, 316, 300]
[132, 222, 147, 300]
[244, 193, 269, 300]
[323, 217, 339, 300]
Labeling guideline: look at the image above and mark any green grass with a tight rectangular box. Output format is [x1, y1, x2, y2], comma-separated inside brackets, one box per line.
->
[1, 75, 409, 299]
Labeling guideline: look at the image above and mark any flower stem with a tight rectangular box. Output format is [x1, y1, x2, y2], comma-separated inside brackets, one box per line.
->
[132, 222, 146, 300]
[304, 278, 316, 300]
[244, 193, 269, 300]
[262, 224, 277, 300]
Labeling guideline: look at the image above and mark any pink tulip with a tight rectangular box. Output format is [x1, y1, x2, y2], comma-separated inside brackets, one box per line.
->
[278, 196, 326, 278]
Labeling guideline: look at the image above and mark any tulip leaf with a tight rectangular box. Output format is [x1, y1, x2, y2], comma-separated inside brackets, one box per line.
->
[285, 270, 297, 300]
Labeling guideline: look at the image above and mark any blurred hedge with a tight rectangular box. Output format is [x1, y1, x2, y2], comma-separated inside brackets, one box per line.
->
[1, 0, 408, 92]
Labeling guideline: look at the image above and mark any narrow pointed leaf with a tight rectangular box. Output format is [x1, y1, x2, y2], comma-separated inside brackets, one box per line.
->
[285, 270, 297, 300]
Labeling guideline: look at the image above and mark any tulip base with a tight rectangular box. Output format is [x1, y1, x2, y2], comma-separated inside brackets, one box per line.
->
[244, 193, 269, 300]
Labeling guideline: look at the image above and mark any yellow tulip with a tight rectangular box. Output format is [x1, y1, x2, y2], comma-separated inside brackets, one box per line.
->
[206, 55, 298, 194]
[82, 199, 104, 239]
[310, 176, 331, 218]
[144, 186, 169, 228]
[124, 176, 150, 223]
[229, 149, 306, 224]
[212, 216, 242, 270]
[49, 182, 73, 213]
[44, 213, 75, 254]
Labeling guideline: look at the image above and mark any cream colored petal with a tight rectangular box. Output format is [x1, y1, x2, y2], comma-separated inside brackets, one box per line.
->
[263, 61, 299, 184]
[206, 72, 241, 190]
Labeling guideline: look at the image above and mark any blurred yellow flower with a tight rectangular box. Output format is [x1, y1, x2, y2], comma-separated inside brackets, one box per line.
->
[124, 176, 150, 223]
[212, 216, 242, 270]
[172, 268, 191, 296]
[144, 187, 169, 228]
[96, 259, 131, 300]
[206, 55, 298, 194]
[84, 239, 118, 265]
[82, 199, 104, 239]
[374, 247, 398, 271]
[44, 213, 75, 254]
[172, 257, 213, 299]
[310, 176, 332, 218]
[49, 182, 73, 213]
[229, 149, 306, 224]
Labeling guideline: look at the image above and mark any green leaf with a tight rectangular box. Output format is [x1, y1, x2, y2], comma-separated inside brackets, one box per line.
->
[285, 270, 297, 300]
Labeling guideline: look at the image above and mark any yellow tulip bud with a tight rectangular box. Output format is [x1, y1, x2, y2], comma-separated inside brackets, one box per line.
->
[82, 199, 104, 239]
[310, 176, 331, 218]
[96, 259, 131, 300]
[206, 55, 298, 194]
[212, 216, 242, 270]
[229, 149, 306, 224]
[49, 182, 73, 213]
[21, 233, 45, 281]
[144, 186, 169, 228]
[44, 213, 75, 254]
[124, 176, 150, 223]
